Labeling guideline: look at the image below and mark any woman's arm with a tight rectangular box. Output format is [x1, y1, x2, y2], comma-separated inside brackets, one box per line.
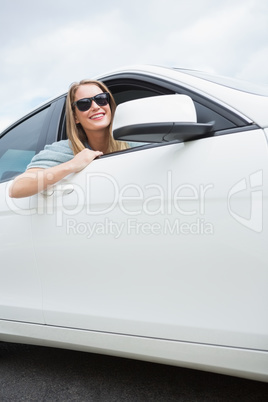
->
[9, 148, 103, 198]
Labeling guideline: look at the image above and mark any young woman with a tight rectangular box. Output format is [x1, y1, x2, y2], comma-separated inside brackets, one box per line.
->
[9, 80, 128, 198]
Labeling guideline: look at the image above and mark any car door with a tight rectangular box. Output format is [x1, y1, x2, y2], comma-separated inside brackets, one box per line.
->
[29, 122, 268, 352]
[0, 105, 54, 323]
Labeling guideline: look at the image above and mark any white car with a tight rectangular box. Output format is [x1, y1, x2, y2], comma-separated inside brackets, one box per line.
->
[0, 65, 267, 382]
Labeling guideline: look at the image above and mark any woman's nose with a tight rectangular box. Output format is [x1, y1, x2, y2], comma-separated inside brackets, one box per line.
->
[91, 100, 100, 109]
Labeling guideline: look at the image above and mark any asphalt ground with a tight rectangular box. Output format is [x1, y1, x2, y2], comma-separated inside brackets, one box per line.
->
[0, 342, 267, 401]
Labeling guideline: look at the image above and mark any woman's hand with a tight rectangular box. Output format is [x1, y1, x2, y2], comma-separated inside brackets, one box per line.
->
[69, 149, 103, 173]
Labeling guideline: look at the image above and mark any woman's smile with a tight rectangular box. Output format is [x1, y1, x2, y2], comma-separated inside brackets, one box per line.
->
[90, 112, 105, 120]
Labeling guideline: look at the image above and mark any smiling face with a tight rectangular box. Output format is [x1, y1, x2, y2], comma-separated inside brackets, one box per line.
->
[73, 84, 112, 137]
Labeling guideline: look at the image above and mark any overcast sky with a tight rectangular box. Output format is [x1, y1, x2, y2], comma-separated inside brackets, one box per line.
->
[1, 0, 268, 131]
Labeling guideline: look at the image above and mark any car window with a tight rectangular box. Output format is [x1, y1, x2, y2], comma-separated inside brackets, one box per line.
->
[105, 78, 238, 132]
[113, 88, 165, 104]
[0, 107, 50, 182]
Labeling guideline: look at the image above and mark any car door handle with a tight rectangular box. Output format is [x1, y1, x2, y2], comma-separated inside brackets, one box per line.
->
[41, 184, 74, 197]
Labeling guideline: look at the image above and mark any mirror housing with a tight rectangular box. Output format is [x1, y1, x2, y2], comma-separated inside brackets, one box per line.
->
[113, 94, 214, 143]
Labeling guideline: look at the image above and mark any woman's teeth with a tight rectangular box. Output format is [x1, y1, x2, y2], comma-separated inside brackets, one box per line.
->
[91, 113, 104, 120]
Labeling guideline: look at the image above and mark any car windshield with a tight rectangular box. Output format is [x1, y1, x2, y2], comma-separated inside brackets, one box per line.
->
[175, 69, 268, 97]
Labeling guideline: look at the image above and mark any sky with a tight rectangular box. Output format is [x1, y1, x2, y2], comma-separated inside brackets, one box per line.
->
[1, 0, 268, 132]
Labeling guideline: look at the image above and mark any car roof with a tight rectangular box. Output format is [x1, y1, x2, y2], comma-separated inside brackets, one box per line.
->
[4, 65, 268, 134]
[96, 65, 268, 127]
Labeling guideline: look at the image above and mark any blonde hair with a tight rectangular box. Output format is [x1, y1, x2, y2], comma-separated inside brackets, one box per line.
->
[66, 79, 128, 155]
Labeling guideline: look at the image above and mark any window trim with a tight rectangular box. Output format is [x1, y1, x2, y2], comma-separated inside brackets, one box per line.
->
[102, 73, 254, 128]
[0, 103, 56, 183]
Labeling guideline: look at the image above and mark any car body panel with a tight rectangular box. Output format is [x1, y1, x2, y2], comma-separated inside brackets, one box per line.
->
[97, 65, 268, 126]
[0, 66, 268, 382]
[0, 320, 267, 382]
[0, 183, 43, 323]
[28, 129, 268, 351]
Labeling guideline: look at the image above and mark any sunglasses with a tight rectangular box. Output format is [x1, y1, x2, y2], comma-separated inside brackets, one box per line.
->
[73, 92, 110, 112]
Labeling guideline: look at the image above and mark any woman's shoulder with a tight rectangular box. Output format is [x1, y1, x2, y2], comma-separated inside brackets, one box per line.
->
[44, 139, 73, 152]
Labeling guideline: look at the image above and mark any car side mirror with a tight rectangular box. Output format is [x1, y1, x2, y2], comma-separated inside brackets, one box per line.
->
[113, 94, 214, 143]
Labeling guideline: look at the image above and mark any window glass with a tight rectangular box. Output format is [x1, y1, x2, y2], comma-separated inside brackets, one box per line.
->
[113, 88, 163, 105]
[0, 107, 49, 182]
[107, 79, 238, 131]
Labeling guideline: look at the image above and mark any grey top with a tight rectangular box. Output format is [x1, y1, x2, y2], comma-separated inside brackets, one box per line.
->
[27, 139, 144, 170]
[27, 140, 75, 169]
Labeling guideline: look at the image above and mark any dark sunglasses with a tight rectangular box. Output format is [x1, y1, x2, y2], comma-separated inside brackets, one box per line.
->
[73, 92, 110, 112]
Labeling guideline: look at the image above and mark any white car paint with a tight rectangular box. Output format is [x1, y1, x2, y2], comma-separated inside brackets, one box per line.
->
[26, 129, 267, 349]
[98, 65, 268, 126]
[0, 66, 267, 382]
[0, 191, 43, 323]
